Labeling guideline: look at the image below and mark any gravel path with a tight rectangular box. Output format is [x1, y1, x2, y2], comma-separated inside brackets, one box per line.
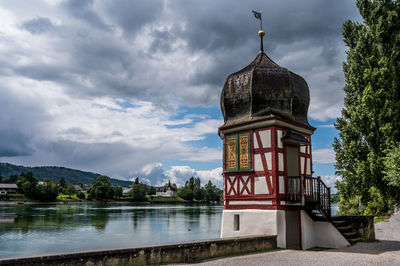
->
[176, 210, 400, 266]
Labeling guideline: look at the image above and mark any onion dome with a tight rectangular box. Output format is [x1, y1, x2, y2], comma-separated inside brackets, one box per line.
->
[220, 38, 311, 128]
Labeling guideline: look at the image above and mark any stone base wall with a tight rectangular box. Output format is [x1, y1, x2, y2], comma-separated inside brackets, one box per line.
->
[0, 235, 277, 266]
[334, 215, 375, 241]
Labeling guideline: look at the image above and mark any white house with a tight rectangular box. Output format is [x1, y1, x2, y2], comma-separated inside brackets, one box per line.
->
[0, 184, 18, 195]
[156, 181, 177, 197]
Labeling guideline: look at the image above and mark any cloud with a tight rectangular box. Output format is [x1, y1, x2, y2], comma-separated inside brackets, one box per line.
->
[0, 0, 360, 181]
[133, 163, 223, 187]
[312, 148, 336, 164]
[320, 175, 342, 193]
[318, 124, 335, 128]
[20, 16, 54, 34]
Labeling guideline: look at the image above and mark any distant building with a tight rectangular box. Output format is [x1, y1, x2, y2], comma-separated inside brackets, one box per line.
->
[123, 188, 132, 195]
[0, 184, 18, 195]
[156, 181, 177, 197]
[73, 185, 83, 192]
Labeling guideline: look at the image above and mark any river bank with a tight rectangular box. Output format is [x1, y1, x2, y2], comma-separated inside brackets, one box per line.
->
[0, 198, 207, 206]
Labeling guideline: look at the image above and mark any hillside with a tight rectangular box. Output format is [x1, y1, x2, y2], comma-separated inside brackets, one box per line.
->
[0, 162, 132, 187]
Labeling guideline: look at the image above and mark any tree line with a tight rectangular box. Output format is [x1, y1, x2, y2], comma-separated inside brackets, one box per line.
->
[334, 0, 400, 215]
[2, 172, 222, 204]
[177, 177, 222, 203]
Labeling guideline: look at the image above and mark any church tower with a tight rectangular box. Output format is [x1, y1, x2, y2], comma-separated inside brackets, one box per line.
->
[219, 28, 348, 249]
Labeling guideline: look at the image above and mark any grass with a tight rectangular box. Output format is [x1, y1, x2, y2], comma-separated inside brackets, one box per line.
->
[56, 193, 84, 201]
[374, 216, 390, 223]
[0, 193, 28, 201]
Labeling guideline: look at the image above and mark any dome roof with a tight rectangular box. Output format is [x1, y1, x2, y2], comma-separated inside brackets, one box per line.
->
[220, 52, 310, 128]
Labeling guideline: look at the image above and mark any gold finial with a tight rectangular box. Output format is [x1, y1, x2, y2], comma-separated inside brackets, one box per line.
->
[258, 30, 265, 37]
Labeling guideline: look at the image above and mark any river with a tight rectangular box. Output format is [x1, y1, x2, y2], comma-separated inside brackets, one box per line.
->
[0, 204, 223, 259]
[0, 203, 339, 259]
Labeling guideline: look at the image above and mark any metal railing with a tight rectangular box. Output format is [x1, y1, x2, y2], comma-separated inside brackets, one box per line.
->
[285, 176, 331, 221]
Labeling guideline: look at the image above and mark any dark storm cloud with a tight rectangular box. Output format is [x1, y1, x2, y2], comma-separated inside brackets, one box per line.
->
[0, 130, 34, 157]
[100, 0, 164, 37]
[3, 0, 360, 110]
[167, 0, 358, 87]
[62, 0, 110, 30]
[20, 17, 54, 35]
[0, 89, 45, 157]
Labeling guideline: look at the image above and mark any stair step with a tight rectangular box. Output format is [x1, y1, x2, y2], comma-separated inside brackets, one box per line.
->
[332, 220, 347, 225]
[336, 226, 352, 231]
[343, 232, 359, 237]
[348, 237, 362, 244]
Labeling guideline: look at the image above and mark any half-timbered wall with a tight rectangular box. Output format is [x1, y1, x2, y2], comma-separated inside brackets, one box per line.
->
[223, 126, 312, 210]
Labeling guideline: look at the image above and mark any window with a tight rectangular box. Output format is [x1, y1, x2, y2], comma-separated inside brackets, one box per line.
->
[234, 214, 240, 231]
[225, 133, 252, 172]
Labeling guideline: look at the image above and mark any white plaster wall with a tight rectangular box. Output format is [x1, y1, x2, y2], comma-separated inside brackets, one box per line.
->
[300, 211, 349, 249]
[276, 210, 286, 248]
[254, 176, 268, 194]
[259, 130, 271, 148]
[221, 210, 277, 237]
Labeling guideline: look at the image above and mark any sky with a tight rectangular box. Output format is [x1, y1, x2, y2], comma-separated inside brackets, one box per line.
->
[0, 0, 362, 190]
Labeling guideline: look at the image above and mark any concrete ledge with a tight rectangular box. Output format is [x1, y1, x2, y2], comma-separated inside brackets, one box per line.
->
[334, 215, 375, 241]
[0, 235, 277, 266]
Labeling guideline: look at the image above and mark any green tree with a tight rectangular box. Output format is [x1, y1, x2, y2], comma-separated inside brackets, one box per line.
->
[128, 184, 147, 201]
[334, 0, 400, 215]
[204, 180, 222, 203]
[36, 179, 59, 201]
[59, 177, 67, 188]
[113, 185, 123, 199]
[383, 144, 400, 187]
[89, 176, 114, 200]
[134, 177, 139, 185]
[65, 185, 77, 197]
[147, 186, 156, 195]
[178, 187, 194, 201]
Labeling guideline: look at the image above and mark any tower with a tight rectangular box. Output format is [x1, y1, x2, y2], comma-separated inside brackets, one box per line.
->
[219, 29, 347, 249]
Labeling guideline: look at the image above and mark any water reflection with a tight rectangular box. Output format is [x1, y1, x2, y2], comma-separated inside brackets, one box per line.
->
[0, 204, 223, 258]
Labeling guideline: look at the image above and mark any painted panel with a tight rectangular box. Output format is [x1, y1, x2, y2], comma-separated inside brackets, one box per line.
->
[265, 152, 272, 170]
[229, 200, 272, 205]
[239, 133, 251, 170]
[226, 135, 238, 171]
[254, 176, 269, 194]
[254, 154, 263, 171]
[277, 130, 283, 148]
[253, 132, 259, 149]
[300, 157, 305, 175]
[306, 158, 311, 175]
[278, 153, 284, 172]
[279, 176, 285, 194]
[259, 130, 271, 148]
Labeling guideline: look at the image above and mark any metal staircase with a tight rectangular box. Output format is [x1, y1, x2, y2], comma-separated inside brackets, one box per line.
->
[285, 176, 363, 245]
[286, 176, 331, 221]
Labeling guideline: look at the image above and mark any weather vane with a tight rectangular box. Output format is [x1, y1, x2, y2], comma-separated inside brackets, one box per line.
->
[252, 10, 265, 52]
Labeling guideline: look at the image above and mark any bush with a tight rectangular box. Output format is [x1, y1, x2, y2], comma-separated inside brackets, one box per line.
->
[77, 192, 86, 199]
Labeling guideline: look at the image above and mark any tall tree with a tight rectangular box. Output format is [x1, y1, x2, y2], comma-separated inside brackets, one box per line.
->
[334, 0, 400, 215]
